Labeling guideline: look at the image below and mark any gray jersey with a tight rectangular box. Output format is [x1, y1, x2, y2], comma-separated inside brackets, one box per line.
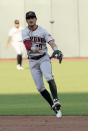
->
[22, 26, 54, 57]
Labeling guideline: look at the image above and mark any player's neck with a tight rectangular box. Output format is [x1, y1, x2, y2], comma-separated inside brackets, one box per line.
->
[28, 25, 38, 31]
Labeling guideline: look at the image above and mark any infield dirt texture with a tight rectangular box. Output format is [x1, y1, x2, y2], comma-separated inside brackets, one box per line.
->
[0, 58, 88, 131]
[0, 116, 88, 131]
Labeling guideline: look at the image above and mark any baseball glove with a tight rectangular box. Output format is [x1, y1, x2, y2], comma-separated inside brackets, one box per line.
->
[50, 50, 63, 63]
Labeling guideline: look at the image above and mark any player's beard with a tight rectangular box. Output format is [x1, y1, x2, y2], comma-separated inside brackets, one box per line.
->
[28, 22, 36, 27]
[28, 23, 37, 30]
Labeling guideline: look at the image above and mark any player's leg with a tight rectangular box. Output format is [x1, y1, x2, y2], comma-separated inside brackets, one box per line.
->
[40, 55, 58, 100]
[13, 43, 23, 70]
[17, 43, 23, 68]
[17, 54, 22, 65]
[19, 42, 25, 67]
[17, 54, 23, 70]
[40, 55, 62, 118]
[29, 60, 53, 107]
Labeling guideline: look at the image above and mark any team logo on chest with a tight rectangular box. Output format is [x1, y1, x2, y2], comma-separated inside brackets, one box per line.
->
[30, 36, 45, 43]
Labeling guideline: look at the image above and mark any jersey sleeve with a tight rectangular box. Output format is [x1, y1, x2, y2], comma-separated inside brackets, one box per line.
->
[44, 29, 54, 43]
[22, 29, 29, 41]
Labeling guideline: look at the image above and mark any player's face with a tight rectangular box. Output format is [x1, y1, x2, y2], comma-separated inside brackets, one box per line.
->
[26, 18, 37, 27]
[15, 24, 19, 28]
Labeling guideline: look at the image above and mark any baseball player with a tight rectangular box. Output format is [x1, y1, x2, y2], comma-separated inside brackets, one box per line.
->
[22, 11, 63, 118]
[6, 20, 24, 70]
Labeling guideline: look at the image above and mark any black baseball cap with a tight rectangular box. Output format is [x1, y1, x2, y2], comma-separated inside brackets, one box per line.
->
[26, 11, 36, 19]
[14, 20, 19, 24]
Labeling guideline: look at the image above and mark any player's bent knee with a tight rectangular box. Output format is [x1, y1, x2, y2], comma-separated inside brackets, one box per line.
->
[45, 74, 53, 82]
[37, 87, 45, 92]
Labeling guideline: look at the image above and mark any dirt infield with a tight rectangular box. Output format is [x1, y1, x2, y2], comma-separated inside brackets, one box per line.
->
[0, 116, 88, 131]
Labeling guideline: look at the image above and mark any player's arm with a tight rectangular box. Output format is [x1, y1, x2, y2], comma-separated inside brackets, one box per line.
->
[43, 29, 63, 63]
[48, 40, 58, 51]
[49, 40, 63, 63]
[23, 40, 41, 53]
[6, 36, 12, 48]
[44, 29, 58, 51]
[22, 30, 41, 53]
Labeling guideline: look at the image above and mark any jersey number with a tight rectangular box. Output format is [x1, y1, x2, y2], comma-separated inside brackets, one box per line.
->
[36, 44, 42, 49]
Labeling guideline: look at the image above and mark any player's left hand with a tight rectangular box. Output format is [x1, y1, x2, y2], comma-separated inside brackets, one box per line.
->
[50, 50, 63, 63]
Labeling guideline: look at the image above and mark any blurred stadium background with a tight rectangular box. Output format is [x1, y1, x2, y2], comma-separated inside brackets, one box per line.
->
[0, 0, 88, 116]
[0, 0, 88, 58]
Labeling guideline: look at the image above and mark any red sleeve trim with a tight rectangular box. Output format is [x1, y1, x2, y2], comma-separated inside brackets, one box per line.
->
[24, 40, 32, 50]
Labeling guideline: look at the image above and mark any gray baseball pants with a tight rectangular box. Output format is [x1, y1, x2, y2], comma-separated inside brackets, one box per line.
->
[29, 54, 53, 92]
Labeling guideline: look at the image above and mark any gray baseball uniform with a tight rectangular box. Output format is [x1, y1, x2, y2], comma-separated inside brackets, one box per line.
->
[22, 26, 54, 92]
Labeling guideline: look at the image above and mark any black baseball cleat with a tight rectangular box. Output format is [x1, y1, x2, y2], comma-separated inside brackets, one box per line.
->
[52, 99, 62, 118]
[52, 99, 61, 109]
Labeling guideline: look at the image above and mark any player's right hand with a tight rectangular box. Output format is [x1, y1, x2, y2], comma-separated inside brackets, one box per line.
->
[35, 47, 42, 53]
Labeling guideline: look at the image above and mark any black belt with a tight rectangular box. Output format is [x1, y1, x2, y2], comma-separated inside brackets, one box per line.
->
[30, 53, 46, 60]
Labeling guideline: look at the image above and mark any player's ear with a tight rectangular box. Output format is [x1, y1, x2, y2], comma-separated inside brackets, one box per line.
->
[35, 18, 37, 22]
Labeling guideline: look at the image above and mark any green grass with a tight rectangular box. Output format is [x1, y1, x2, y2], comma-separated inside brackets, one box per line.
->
[0, 60, 88, 115]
